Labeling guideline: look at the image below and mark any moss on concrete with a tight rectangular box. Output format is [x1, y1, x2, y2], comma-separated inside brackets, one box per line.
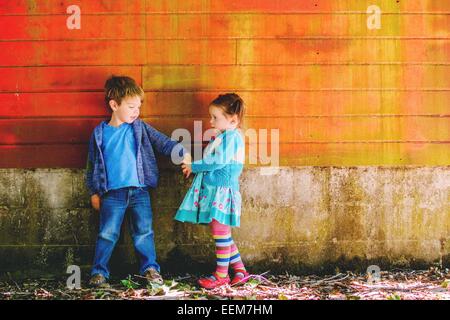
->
[0, 167, 449, 276]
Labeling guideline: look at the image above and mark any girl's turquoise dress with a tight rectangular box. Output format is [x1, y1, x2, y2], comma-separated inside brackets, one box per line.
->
[175, 129, 244, 227]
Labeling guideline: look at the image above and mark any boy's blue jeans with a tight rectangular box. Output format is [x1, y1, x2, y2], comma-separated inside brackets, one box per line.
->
[91, 187, 160, 279]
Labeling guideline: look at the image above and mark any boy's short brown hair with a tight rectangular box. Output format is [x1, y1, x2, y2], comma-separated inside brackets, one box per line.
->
[104, 75, 144, 109]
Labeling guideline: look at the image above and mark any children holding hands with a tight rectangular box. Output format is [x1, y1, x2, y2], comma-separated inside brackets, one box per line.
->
[86, 76, 248, 290]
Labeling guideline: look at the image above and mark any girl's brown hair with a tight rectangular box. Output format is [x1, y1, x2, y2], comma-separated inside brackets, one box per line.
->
[210, 93, 245, 127]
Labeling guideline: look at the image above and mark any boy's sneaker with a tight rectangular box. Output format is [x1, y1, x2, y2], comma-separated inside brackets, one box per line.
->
[144, 268, 164, 285]
[198, 272, 230, 289]
[89, 274, 110, 288]
[231, 271, 250, 286]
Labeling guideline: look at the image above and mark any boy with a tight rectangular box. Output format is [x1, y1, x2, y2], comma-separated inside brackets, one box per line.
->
[86, 75, 188, 287]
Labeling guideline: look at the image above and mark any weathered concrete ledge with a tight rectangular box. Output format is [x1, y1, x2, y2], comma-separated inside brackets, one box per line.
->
[0, 166, 449, 277]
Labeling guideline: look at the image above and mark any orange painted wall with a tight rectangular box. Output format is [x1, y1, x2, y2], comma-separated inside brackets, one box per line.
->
[0, 0, 449, 168]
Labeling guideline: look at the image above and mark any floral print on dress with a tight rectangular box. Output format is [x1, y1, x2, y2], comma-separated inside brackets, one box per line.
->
[197, 183, 242, 219]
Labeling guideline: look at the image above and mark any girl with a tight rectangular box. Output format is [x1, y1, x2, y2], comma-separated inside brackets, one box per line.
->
[175, 93, 249, 289]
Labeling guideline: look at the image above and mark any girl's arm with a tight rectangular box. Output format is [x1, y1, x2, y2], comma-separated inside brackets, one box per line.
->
[191, 132, 241, 173]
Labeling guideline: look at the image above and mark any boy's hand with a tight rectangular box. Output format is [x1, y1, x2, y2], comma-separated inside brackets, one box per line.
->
[91, 194, 101, 211]
[182, 163, 192, 178]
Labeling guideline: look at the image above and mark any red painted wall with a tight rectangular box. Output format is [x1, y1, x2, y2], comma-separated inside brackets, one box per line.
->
[0, 1, 449, 168]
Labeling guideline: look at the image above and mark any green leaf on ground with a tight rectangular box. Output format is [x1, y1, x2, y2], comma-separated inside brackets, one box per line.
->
[387, 293, 402, 300]
[120, 275, 140, 290]
[246, 278, 260, 288]
[95, 290, 106, 299]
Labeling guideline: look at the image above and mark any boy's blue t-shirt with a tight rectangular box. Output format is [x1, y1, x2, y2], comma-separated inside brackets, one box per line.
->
[101, 122, 145, 191]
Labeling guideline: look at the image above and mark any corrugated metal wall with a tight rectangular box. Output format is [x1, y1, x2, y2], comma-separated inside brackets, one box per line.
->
[0, 0, 449, 168]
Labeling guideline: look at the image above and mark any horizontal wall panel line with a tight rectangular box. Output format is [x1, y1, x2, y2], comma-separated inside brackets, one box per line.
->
[149, 89, 450, 92]
[2, 63, 450, 67]
[0, 142, 86, 146]
[1, 115, 449, 120]
[2, 89, 450, 94]
[138, 89, 450, 92]
[2, 141, 449, 147]
[2, 37, 449, 41]
[3, 90, 450, 95]
[139, 12, 450, 15]
[244, 115, 450, 118]
[235, 63, 450, 66]
[0, 116, 107, 120]
[2, 12, 450, 16]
